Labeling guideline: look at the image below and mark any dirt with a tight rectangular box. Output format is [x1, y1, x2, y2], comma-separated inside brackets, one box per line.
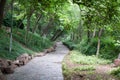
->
[63, 54, 118, 80]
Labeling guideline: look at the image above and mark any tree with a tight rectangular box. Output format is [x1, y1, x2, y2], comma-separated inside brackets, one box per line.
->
[0, 0, 6, 28]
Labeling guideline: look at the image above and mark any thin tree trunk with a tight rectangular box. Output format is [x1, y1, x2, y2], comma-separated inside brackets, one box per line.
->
[0, 0, 6, 28]
[32, 14, 42, 33]
[96, 28, 103, 57]
[9, 0, 14, 53]
[92, 27, 96, 38]
[25, 9, 34, 44]
[87, 26, 91, 43]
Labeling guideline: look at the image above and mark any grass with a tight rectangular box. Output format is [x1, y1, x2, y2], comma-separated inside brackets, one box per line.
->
[62, 50, 114, 80]
[73, 65, 95, 71]
[13, 29, 52, 52]
[70, 51, 111, 65]
[0, 29, 34, 60]
[0, 28, 52, 60]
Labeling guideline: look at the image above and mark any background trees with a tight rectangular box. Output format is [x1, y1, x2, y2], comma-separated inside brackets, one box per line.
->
[0, 0, 6, 28]
[0, 0, 120, 60]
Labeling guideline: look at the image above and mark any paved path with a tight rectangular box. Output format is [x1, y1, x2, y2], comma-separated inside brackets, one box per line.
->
[7, 42, 69, 80]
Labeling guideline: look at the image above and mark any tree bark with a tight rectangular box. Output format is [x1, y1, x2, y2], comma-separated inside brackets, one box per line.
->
[41, 18, 54, 36]
[92, 27, 96, 38]
[96, 28, 103, 57]
[51, 30, 63, 41]
[0, 0, 6, 28]
[32, 14, 42, 33]
[25, 8, 34, 44]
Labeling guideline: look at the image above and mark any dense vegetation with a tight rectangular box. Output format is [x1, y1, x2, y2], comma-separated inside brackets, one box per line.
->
[0, 0, 120, 79]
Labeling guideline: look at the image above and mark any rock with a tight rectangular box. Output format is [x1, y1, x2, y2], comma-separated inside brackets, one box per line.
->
[1, 66, 14, 74]
[114, 59, 120, 67]
[16, 53, 29, 65]
[0, 59, 9, 68]
[28, 54, 34, 60]
[0, 70, 6, 80]
[35, 53, 45, 57]
[0, 59, 14, 74]
[53, 44, 57, 49]
[46, 47, 55, 53]
[13, 60, 20, 67]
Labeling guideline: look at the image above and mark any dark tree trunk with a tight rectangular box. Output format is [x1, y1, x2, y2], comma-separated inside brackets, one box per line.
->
[32, 14, 42, 33]
[0, 0, 6, 28]
[51, 30, 63, 41]
[87, 26, 91, 43]
[42, 18, 54, 36]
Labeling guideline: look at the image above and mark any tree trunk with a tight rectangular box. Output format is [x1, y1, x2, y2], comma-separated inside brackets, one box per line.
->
[92, 27, 96, 38]
[32, 14, 42, 33]
[9, 0, 14, 53]
[0, 0, 6, 28]
[51, 30, 63, 41]
[41, 18, 54, 36]
[25, 9, 34, 44]
[96, 28, 103, 57]
[87, 26, 91, 43]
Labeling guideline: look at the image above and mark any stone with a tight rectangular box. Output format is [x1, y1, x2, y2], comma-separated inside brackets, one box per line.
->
[53, 44, 57, 49]
[0, 59, 15, 74]
[35, 53, 45, 57]
[0, 70, 6, 80]
[16, 53, 29, 65]
[1, 66, 14, 74]
[114, 59, 120, 67]
[0, 59, 9, 68]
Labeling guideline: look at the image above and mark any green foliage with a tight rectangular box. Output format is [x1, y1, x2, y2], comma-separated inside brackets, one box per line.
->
[70, 51, 111, 65]
[63, 40, 76, 50]
[73, 65, 95, 71]
[0, 30, 34, 60]
[13, 29, 52, 52]
[100, 36, 120, 60]
[75, 38, 97, 55]
[111, 67, 120, 78]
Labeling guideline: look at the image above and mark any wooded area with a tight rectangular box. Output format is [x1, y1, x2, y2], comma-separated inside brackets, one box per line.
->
[0, 0, 120, 80]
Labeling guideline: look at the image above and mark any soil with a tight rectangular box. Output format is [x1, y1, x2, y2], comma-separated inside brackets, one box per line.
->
[63, 53, 118, 80]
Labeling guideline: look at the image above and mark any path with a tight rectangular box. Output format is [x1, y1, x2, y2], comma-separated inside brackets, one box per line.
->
[7, 42, 69, 80]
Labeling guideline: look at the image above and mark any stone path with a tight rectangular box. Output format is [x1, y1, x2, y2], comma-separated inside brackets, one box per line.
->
[7, 42, 69, 80]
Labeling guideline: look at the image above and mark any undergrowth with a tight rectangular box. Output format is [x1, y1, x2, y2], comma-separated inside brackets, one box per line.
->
[13, 29, 52, 52]
[0, 29, 34, 60]
[0, 28, 52, 60]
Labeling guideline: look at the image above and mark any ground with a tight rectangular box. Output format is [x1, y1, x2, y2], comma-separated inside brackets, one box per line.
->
[62, 52, 119, 80]
[6, 42, 69, 80]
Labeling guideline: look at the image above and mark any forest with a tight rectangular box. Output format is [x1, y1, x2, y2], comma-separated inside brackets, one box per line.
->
[0, 0, 120, 80]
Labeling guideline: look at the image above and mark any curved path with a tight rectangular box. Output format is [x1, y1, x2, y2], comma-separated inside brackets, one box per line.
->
[7, 42, 69, 80]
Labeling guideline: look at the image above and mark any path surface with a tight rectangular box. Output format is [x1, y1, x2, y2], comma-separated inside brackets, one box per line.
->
[7, 42, 69, 80]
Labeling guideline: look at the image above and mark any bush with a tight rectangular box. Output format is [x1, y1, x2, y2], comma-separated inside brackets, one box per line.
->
[70, 51, 111, 65]
[111, 67, 120, 78]
[63, 40, 76, 50]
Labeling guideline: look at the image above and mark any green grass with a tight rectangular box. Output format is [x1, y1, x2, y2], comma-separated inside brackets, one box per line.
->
[70, 51, 111, 65]
[0, 28, 52, 60]
[13, 29, 52, 52]
[0, 29, 34, 60]
[62, 50, 112, 80]
[73, 65, 95, 71]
